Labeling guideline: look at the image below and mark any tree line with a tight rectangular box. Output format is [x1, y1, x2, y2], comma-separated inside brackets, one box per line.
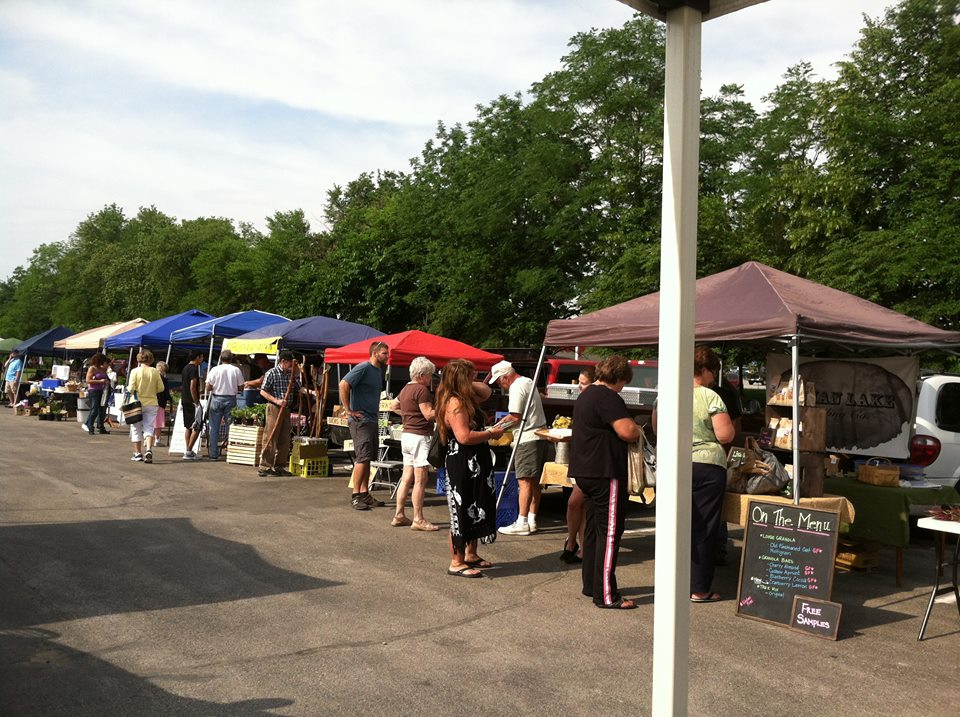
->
[1, 0, 957, 360]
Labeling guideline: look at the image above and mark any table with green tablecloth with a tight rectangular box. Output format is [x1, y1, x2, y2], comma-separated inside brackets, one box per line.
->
[823, 477, 960, 585]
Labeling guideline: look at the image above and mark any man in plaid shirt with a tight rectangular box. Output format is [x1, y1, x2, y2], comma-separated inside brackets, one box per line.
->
[258, 350, 309, 477]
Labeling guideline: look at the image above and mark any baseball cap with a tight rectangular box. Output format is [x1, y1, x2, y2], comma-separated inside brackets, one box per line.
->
[487, 360, 513, 384]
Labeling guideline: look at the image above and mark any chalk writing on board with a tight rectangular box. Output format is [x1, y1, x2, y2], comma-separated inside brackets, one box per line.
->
[737, 501, 840, 626]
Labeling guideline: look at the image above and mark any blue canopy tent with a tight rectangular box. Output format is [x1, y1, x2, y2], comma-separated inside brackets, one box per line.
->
[103, 309, 213, 351]
[169, 310, 290, 369]
[103, 309, 213, 369]
[224, 316, 383, 354]
[10, 326, 75, 402]
[14, 326, 75, 357]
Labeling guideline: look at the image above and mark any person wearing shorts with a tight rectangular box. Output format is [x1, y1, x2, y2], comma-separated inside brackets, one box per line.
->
[180, 350, 204, 460]
[390, 356, 438, 531]
[126, 349, 163, 464]
[488, 361, 548, 536]
[340, 341, 390, 511]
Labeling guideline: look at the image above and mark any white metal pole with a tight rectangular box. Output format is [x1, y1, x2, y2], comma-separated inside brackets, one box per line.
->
[651, 6, 701, 716]
[791, 337, 800, 505]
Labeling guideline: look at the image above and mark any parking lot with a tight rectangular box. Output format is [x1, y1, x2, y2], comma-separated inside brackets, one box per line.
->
[1, 410, 957, 716]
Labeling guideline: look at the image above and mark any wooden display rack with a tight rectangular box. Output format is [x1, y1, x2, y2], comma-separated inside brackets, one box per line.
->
[765, 401, 827, 497]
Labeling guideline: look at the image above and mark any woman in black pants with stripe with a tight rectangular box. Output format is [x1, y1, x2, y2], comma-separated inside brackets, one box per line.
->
[569, 356, 642, 610]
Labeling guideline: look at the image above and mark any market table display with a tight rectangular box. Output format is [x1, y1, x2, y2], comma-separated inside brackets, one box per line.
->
[539, 461, 655, 505]
[721, 491, 854, 527]
[823, 477, 960, 586]
[915, 516, 960, 641]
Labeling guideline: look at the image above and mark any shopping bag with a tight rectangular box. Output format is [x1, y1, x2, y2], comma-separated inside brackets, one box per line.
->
[427, 427, 446, 469]
[726, 438, 790, 495]
[627, 440, 646, 496]
[120, 398, 143, 425]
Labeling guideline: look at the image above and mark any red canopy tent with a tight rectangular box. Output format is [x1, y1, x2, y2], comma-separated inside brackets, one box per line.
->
[324, 330, 503, 370]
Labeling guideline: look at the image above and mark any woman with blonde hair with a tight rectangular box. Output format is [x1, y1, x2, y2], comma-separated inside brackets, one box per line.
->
[435, 359, 505, 578]
[391, 355, 439, 531]
[126, 349, 164, 463]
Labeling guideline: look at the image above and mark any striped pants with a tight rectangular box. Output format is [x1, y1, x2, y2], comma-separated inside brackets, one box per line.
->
[579, 476, 629, 607]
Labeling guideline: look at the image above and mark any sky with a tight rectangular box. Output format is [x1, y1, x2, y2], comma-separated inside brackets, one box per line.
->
[0, 0, 893, 282]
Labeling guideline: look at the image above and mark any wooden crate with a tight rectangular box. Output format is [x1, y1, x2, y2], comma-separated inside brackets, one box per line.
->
[226, 425, 263, 466]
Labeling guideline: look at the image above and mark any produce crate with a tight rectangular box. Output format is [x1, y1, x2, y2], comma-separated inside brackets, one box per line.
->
[291, 438, 327, 463]
[226, 424, 264, 466]
[289, 456, 331, 478]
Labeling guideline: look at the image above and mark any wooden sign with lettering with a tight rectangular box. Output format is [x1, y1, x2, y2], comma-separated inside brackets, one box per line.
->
[736, 500, 840, 627]
[790, 596, 842, 640]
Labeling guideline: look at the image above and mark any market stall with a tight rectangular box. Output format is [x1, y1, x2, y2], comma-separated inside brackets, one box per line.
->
[53, 318, 147, 355]
[325, 330, 504, 493]
[103, 309, 214, 360]
[543, 261, 960, 583]
[224, 315, 383, 355]
[169, 309, 289, 371]
[10, 326, 75, 406]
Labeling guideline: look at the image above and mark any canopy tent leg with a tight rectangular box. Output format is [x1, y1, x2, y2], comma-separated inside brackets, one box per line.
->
[791, 336, 801, 505]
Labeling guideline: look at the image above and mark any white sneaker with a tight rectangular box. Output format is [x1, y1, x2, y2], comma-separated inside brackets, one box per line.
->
[131, 453, 144, 462]
[81, 424, 91, 433]
[498, 519, 531, 536]
[182, 452, 198, 461]
[528, 520, 538, 534]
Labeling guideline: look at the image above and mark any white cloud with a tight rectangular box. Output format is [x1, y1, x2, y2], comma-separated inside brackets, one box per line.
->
[0, 0, 890, 282]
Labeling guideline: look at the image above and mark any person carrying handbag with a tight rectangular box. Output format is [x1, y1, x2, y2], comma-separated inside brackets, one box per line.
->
[125, 349, 164, 464]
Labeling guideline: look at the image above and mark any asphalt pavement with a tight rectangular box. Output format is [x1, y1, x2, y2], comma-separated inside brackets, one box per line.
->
[0, 409, 957, 716]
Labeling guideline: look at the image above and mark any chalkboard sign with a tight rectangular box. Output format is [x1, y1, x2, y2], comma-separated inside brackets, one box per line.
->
[736, 500, 840, 626]
[790, 596, 842, 640]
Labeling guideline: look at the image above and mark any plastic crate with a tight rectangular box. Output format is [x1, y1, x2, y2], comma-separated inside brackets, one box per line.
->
[290, 456, 331, 478]
[436, 469, 518, 528]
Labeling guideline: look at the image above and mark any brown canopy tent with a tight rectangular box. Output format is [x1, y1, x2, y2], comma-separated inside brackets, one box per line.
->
[545, 261, 960, 352]
[543, 260, 960, 507]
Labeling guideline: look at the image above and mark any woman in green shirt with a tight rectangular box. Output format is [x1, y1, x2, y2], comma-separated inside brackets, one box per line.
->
[654, 346, 734, 603]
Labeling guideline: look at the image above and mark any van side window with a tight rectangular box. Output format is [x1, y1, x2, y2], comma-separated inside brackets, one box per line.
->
[936, 383, 960, 432]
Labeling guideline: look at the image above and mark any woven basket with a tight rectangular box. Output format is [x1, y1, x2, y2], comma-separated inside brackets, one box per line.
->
[857, 457, 900, 487]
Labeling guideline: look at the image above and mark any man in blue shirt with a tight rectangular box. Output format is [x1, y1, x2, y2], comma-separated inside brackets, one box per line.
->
[5, 350, 23, 407]
[339, 341, 390, 510]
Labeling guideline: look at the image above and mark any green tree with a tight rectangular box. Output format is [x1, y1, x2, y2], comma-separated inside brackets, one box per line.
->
[809, 0, 960, 329]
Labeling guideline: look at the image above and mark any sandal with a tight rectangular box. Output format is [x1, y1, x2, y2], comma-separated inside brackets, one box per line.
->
[690, 592, 722, 603]
[411, 519, 439, 532]
[595, 598, 637, 610]
[560, 541, 582, 564]
[465, 558, 493, 569]
[447, 566, 482, 579]
[391, 515, 412, 527]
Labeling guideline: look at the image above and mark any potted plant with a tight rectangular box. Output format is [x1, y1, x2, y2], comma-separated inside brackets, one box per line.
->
[48, 399, 65, 421]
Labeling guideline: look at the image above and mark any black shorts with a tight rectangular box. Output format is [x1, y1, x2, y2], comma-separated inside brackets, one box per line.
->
[181, 401, 197, 427]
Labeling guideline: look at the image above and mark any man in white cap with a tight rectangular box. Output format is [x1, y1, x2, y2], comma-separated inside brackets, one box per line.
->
[488, 360, 548, 535]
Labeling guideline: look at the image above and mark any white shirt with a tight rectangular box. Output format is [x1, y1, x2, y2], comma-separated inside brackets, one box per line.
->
[206, 364, 245, 396]
[508, 375, 547, 444]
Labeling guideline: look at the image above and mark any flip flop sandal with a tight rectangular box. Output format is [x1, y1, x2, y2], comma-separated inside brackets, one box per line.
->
[465, 558, 493, 568]
[391, 516, 413, 527]
[595, 598, 637, 610]
[690, 592, 722, 603]
[447, 567, 482, 578]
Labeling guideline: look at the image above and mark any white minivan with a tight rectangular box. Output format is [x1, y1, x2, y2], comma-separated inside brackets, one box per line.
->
[908, 372, 960, 489]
